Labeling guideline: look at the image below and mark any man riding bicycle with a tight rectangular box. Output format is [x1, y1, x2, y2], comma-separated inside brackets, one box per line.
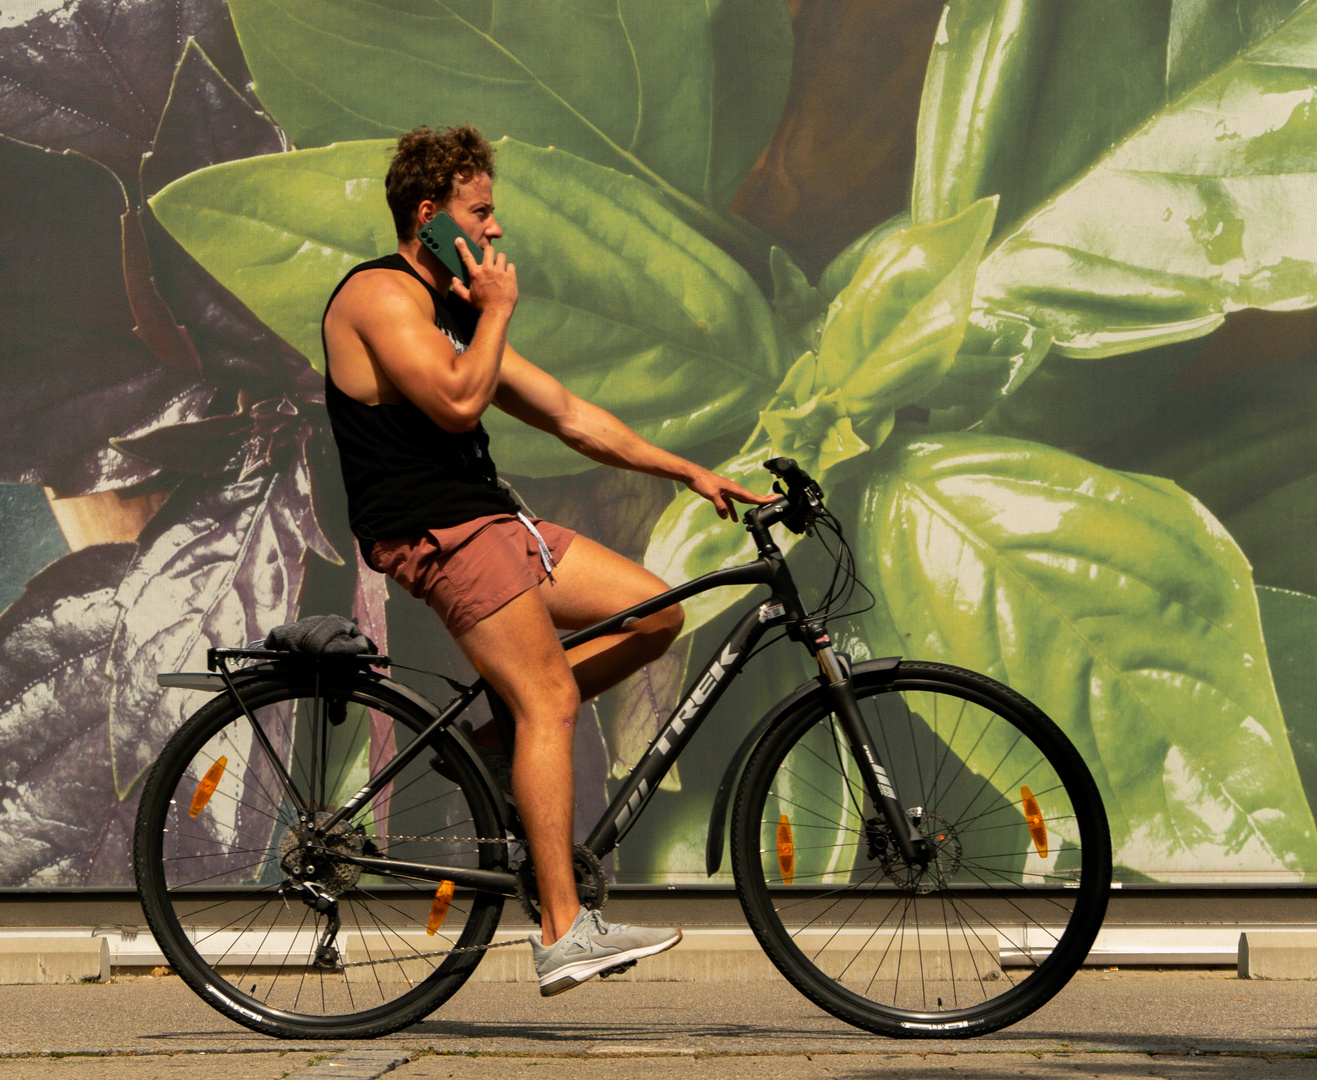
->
[321, 124, 771, 995]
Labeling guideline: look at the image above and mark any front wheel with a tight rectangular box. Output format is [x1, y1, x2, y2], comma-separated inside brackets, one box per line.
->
[731, 660, 1110, 1038]
[133, 670, 506, 1039]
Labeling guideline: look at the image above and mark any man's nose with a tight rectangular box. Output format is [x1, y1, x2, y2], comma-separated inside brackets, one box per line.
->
[486, 217, 503, 240]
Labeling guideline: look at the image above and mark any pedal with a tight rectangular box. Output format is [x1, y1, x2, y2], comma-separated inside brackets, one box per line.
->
[598, 960, 637, 979]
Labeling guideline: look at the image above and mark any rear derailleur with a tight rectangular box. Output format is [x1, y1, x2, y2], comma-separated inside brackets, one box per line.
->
[278, 878, 342, 970]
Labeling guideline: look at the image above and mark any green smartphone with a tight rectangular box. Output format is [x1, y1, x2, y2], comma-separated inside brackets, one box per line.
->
[417, 211, 473, 287]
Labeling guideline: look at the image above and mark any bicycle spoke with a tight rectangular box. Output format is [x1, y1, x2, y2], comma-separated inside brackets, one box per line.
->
[734, 664, 1108, 1037]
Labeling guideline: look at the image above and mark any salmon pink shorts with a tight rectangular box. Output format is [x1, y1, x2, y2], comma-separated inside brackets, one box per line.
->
[371, 514, 576, 639]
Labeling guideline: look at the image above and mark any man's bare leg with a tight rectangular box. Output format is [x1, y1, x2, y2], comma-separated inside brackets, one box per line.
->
[453, 537, 683, 945]
[537, 535, 684, 701]
[454, 588, 583, 945]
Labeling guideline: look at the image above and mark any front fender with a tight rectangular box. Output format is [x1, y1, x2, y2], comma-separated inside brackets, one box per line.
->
[704, 656, 900, 877]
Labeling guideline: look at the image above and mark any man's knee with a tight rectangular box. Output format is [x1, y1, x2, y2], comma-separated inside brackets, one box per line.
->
[654, 600, 684, 645]
[513, 672, 580, 731]
[631, 597, 682, 658]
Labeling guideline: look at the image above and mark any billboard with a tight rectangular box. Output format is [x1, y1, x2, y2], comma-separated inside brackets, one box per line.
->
[2, 0, 1316, 887]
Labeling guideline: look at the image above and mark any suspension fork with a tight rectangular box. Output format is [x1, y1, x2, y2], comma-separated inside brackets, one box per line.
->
[810, 631, 930, 866]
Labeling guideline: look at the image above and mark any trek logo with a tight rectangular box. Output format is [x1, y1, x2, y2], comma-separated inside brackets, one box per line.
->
[653, 643, 739, 756]
[612, 643, 740, 835]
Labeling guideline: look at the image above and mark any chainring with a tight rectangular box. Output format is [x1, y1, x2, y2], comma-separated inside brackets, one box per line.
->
[516, 843, 609, 924]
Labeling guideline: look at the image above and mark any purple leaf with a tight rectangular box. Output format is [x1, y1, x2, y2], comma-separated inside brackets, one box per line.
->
[130, 39, 307, 392]
[352, 547, 396, 843]
[0, 544, 137, 886]
[137, 205, 318, 393]
[107, 433, 336, 797]
[140, 38, 285, 200]
[0, 136, 194, 496]
[0, 0, 254, 188]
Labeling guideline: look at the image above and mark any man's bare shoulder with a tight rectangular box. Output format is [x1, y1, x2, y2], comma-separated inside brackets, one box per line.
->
[331, 266, 432, 325]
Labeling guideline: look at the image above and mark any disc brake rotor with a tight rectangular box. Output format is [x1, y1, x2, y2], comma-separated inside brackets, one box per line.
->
[866, 808, 963, 894]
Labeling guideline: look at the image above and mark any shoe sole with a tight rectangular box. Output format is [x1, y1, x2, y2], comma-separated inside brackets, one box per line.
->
[538, 929, 683, 997]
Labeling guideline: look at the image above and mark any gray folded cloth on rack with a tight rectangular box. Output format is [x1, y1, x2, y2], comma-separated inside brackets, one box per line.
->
[263, 614, 377, 656]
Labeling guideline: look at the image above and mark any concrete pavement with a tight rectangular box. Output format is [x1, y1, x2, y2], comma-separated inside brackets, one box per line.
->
[0, 969, 1316, 1078]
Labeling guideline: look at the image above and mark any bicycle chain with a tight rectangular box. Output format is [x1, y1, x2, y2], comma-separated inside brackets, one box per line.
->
[337, 932, 532, 968]
[372, 834, 512, 845]
[330, 831, 529, 970]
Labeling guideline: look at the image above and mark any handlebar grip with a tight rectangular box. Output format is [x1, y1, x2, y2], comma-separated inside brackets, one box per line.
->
[764, 457, 810, 489]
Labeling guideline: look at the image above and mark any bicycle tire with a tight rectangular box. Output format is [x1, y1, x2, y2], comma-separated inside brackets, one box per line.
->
[731, 660, 1110, 1038]
[134, 669, 506, 1039]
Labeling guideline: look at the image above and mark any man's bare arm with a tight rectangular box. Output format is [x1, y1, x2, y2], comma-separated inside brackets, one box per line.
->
[494, 348, 773, 520]
[343, 238, 517, 432]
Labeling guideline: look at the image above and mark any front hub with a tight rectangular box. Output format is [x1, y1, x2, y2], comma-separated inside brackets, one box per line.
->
[866, 808, 962, 894]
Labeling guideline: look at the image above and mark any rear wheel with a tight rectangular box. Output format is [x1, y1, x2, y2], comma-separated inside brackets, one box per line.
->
[731, 660, 1110, 1037]
[133, 671, 506, 1039]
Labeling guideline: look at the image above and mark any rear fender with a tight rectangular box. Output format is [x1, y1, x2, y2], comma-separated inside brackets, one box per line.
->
[704, 656, 900, 877]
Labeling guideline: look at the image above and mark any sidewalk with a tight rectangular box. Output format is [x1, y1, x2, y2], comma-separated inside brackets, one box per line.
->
[1, 968, 1316, 1078]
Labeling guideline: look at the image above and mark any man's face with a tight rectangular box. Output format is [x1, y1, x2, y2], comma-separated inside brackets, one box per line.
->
[440, 172, 502, 250]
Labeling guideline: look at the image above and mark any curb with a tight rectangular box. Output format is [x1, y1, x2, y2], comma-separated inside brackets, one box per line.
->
[0, 936, 108, 984]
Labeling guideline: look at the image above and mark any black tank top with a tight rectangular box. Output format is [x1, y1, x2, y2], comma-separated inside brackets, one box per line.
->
[323, 253, 517, 567]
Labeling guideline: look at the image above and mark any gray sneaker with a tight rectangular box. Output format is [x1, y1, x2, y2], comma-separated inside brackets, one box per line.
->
[531, 908, 682, 996]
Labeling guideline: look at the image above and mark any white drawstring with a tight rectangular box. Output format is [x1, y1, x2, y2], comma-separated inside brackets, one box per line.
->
[517, 512, 556, 580]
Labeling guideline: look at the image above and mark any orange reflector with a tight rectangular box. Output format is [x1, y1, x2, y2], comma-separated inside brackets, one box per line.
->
[776, 814, 794, 885]
[1021, 785, 1048, 859]
[189, 756, 228, 818]
[426, 880, 455, 936]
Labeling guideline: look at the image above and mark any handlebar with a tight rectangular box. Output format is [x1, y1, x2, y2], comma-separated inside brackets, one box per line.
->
[744, 457, 825, 538]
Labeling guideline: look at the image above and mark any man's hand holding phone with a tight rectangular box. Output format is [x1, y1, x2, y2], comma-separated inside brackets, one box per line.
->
[450, 235, 517, 319]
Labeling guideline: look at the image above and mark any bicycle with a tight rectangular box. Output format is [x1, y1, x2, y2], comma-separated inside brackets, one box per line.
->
[133, 457, 1111, 1040]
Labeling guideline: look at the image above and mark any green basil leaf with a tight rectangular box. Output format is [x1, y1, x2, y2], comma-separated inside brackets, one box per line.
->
[1258, 585, 1317, 816]
[1123, 367, 1317, 596]
[918, 307, 1052, 431]
[817, 213, 912, 303]
[228, 0, 790, 213]
[859, 432, 1317, 879]
[149, 138, 786, 477]
[646, 200, 999, 634]
[149, 140, 397, 370]
[918, 0, 1317, 358]
[754, 197, 995, 462]
[815, 197, 995, 425]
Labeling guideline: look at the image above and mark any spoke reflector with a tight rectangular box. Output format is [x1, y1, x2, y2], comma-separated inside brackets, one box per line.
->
[426, 880, 455, 935]
[776, 814, 794, 884]
[1021, 785, 1048, 859]
[189, 756, 227, 818]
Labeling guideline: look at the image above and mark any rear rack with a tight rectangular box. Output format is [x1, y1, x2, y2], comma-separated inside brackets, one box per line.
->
[206, 647, 392, 670]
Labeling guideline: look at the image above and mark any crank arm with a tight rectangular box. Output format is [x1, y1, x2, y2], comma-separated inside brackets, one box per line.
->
[327, 852, 519, 896]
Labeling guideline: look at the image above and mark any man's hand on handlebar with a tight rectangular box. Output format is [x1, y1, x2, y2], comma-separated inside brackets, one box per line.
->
[685, 466, 776, 522]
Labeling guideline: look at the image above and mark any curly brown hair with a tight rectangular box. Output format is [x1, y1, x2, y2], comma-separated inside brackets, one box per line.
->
[385, 125, 497, 240]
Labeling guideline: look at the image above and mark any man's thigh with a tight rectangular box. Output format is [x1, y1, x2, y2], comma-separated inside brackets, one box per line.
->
[538, 534, 674, 629]
[454, 585, 577, 717]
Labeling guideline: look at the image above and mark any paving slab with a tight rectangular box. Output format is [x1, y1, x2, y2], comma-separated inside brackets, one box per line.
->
[0, 968, 1315, 1059]
[393, 1053, 1317, 1078]
[0, 1052, 311, 1079]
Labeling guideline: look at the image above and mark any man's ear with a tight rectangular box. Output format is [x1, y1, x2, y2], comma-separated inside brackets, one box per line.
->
[415, 198, 438, 230]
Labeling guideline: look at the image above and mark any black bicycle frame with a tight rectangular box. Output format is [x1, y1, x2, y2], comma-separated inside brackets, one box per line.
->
[252, 517, 923, 895]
